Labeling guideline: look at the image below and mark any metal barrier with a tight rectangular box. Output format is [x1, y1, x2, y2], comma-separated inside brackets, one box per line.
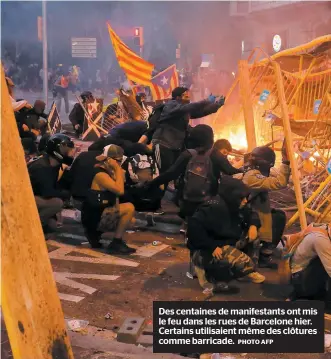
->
[212, 35, 331, 228]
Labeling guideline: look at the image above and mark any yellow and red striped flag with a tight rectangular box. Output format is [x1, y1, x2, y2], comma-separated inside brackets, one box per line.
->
[149, 64, 179, 101]
[107, 23, 154, 86]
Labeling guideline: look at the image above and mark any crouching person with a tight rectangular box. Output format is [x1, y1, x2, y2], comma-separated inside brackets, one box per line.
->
[187, 177, 265, 290]
[242, 141, 290, 268]
[279, 223, 331, 301]
[28, 134, 74, 236]
[81, 144, 136, 254]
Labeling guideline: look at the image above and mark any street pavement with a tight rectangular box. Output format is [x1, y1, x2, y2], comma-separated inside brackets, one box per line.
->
[43, 203, 331, 359]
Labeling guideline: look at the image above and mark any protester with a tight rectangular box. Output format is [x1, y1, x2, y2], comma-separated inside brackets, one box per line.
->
[187, 177, 265, 289]
[146, 125, 215, 218]
[6, 77, 32, 112]
[122, 149, 163, 212]
[242, 141, 290, 268]
[53, 69, 70, 114]
[281, 223, 331, 301]
[69, 91, 93, 137]
[81, 145, 136, 254]
[108, 120, 148, 143]
[144, 87, 225, 173]
[211, 139, 244, 177]
[27, 134, 74, 236]
[136, 92, 153, 120]
[67, 149, 102, 209]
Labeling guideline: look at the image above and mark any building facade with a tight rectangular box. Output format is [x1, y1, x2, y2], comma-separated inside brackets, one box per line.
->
[229, 1, 331, 60]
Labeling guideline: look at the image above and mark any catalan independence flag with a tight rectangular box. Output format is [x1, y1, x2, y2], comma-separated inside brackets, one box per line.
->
[107, 23, 154, 86]
[149, 64, 179, 101]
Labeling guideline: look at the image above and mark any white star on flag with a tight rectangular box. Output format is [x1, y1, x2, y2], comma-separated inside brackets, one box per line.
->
[88, 100, 99, 114]
[161, 76, 169, 86]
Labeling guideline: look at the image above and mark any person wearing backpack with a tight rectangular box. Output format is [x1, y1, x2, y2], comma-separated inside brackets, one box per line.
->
[187, 177, 265, 286]
[139, 87, 225, 174]
[145, 124, 216, 219]
[279, 223, 331, 301]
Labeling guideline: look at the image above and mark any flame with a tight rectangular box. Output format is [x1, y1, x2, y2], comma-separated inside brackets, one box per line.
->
[215, 126, 248, 150]
[313, 151, 320, 157]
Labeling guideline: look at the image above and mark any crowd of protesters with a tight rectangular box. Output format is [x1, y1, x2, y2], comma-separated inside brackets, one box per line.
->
[5, 63, 330, 305]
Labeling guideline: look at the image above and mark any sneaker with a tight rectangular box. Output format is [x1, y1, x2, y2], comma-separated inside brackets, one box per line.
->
[213, 282, 230, 292]
[107, 239, 136, 255]
[246, 271, 266, 284]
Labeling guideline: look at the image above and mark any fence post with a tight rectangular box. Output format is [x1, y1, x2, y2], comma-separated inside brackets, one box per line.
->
[238, 60, 257, 151]
[1, 67, 74, 359]
[272, 61, 307, 229]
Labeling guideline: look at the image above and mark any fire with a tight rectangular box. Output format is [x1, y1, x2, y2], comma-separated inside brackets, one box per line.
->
[215, 126, 248, 150]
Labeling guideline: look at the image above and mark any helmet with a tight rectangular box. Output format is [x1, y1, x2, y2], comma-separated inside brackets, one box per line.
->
[45, 134, 75, 165]
[250, 146, 276, 176]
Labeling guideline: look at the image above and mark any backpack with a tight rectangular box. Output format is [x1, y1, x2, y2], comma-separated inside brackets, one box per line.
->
[278, 223, 331, 285]
[127, 154, 159, 183]
[183, 149, 214, 203]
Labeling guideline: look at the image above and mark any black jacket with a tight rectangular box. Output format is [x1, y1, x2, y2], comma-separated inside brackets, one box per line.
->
[28, 155, 69, 199]
[109, 121, 147, 143]
[152, 99, 223, 150]
[69, 103, 85, 127]
[67, 151, 100, 200]
[149, 149, 242, 193]
[187, 178, 261, 252]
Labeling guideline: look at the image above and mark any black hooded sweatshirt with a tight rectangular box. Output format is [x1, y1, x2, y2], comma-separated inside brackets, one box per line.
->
[152, 99, 223, 150]
[187, 177, 261, 252]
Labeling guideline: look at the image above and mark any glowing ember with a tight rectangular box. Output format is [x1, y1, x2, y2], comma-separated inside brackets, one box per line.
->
[215, 126, 248, 150]
[313, 151, 320, 157]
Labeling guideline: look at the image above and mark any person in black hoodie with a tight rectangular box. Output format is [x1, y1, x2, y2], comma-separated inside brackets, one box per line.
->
[69, 91, 93, 137]
[146, 127, 243, 219]
[150, 87, 225, 173]
[187, 177, 265, 285]
[28, 134, 74, 235]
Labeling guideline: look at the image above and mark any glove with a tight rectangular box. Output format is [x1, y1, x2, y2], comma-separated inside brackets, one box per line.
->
[208, 94, 216, 103]
[216, 96, 225, 106]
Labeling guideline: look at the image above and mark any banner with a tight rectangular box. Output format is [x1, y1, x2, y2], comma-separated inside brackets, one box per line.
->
[47, 103, 62, 135]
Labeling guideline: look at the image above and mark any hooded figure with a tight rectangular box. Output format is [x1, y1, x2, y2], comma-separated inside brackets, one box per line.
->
[242, 142, 290, 268]
[146, 124, 215, 217]
[187, 176, 265, 287]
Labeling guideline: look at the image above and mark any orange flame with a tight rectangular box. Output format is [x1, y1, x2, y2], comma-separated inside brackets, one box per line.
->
[215, 126, 248, 150]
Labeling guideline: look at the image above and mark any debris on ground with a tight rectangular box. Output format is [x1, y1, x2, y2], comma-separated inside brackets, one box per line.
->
[126, 230, 136, 234]
[152, 241, 162, 246]
[104, 312, 114, 320]
[166, 237, 174, 240]
[186, 272, 194, 279]
[66, 319, 89, 332]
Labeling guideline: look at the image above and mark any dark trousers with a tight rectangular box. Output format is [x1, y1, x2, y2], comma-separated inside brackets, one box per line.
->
[154, 143, 181, 174]
[154, 144, 181, 209]
[261, 209, 287, 256]
[291, 258, 329, 300]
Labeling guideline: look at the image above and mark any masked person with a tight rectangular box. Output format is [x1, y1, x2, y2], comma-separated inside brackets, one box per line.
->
[187, 177, 265, 290]
[28, 134, 74, 236]
[242, 141, 290, 268]
[148, 87, 225, 174]
[81, 145, 136, 254]
[69, 91, 93, 137]
[53, 69, 70, 114]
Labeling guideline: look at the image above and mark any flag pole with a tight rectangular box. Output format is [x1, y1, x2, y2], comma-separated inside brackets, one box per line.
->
[42, 0, 48, 108]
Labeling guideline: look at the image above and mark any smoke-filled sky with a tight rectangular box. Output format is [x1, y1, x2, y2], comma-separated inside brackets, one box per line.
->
[2, 1, 330, 73]
[1, 1, 233, 71]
